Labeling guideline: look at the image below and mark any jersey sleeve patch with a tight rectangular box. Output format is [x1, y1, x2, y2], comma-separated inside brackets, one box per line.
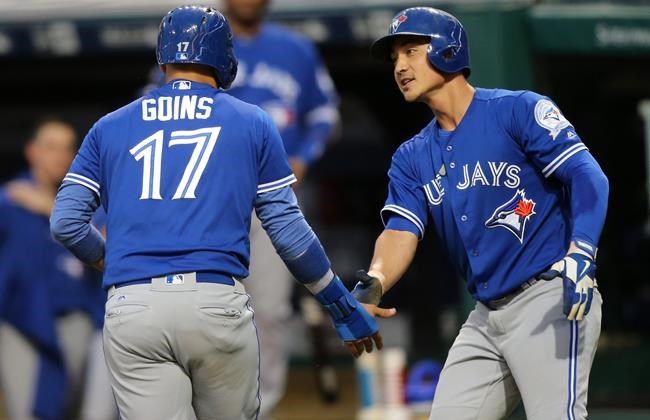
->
[257, 174, 297, 194]
[63, 173, 101, 196]
[534, 99, 572, 140]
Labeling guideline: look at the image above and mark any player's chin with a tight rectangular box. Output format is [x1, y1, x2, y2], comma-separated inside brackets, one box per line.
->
[400, 90, 418, 103]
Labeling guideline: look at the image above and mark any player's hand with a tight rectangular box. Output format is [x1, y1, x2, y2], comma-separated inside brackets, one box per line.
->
[340, 303, 395, 358]
[539, 244, 596, 321]
[352, 270, 383, 305]
[289, 158, 308, 186]
[91, 258, 105, 272]
[6, 181, 54, 217]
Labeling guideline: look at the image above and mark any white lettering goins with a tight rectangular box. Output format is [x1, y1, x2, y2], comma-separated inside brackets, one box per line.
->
[142, 96, 213, 121]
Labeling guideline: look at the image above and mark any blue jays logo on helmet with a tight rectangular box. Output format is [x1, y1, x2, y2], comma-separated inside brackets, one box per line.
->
[485, 189, 536, 243]
[157, 5, 238, 89]
[370, 7, 470, 77]
[390, 14, 408, 34]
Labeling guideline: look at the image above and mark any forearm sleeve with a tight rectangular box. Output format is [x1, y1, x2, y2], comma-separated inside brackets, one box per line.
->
[50, 183, 104, 264]
[554, 151, 609, 248]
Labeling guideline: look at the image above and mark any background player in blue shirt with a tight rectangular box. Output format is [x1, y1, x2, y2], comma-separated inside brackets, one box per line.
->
[224, 0, 341, 416]
[352, 7, 608, 420]
[0, 118, 114, 420]
[50, 6, 390, 420]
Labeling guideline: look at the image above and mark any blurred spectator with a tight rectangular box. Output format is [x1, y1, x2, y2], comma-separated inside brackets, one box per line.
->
[0, 118, 116, 420]
[224, 0, 340, 417]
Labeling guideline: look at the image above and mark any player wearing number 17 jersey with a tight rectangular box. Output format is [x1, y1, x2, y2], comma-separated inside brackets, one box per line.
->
[50, 6, 390, 420]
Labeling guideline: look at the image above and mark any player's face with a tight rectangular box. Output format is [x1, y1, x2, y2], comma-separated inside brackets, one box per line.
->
[391, 37, 445, 103]
[225, 0, 268, 26]
[26, 122, 77, 185]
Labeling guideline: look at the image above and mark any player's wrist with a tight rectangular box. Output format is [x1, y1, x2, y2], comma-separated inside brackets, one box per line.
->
[568, 239, 597, 260]
[366, 270, 386, 295]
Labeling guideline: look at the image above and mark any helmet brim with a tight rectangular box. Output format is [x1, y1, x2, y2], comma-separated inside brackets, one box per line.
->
[370, 32, 432, 62]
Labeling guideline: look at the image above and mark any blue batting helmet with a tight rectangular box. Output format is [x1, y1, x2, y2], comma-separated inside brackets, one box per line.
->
[370, 7, 470, 77]
[157, 5, 238, 89]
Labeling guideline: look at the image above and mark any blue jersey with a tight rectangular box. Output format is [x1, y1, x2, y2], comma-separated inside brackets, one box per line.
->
[64, 80, 295, 288]
[0, 176, 106, 419]
[383, 88, 591, 302]
[228, 23, 338, 164]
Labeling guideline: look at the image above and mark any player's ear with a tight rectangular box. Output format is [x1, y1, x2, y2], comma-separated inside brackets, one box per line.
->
[160, 64, 167, 74]
[24, 139, 37, 166]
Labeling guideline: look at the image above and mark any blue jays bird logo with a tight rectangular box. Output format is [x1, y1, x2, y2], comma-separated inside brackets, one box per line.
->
[534, 99, 571, 140]
[485, 189, 536, 243]
[390, 14, 408, 34]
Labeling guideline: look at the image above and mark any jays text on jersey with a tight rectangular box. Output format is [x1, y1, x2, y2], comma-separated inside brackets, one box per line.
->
[382, 88, 598, 302]
[62, 80, 296, 288]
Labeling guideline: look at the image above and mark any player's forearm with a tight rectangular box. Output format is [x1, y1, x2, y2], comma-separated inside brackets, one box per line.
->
[367, 229, 418, 294]
[557, 152, 609, 250]
[50, 183, 105, 266]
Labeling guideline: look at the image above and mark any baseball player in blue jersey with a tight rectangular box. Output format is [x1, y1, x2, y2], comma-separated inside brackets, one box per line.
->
[224, 1, 341, 416]
[352, 7, 609, 420]
[0, 118, 115, 420]
[49, 6, 390, 420]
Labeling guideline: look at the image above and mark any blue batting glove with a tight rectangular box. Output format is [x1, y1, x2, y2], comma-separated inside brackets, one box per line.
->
[314, 275, 379, 341]
[539, 243, 596, 321]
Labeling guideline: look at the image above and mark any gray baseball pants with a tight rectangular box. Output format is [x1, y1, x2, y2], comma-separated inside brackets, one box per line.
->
[0, 311, 115, 420]
[103, 273, 260, 420]
[430, 277, 602, 420]
[246, 214, 293, 420]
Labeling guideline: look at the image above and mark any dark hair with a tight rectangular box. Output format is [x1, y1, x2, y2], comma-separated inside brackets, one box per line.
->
[28, 116, 78, 146]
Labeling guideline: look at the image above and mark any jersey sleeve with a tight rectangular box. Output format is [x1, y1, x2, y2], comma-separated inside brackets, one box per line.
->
[63, 124, 101, 197]
[512, 91, 588, 179]
[257, 111, 297, 194]
[299, 42, 339, 125]
[380, 148, 428, 239]
[294, 42, 340, 165]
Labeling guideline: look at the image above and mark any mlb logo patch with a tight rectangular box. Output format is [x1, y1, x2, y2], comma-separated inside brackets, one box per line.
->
[172, 80, 192, 90]
[166, 274, 185, 285]
[176, 52, 189, 60]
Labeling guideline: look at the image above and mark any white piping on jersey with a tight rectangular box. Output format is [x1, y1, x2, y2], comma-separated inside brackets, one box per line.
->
[63, 173, 100, 196]
[381, 204, 424, 238]
[257, 174, 297, 194]
[65, 173, 99, 189]
[306, 104, 340, 126]
[542, 143, 588, 178]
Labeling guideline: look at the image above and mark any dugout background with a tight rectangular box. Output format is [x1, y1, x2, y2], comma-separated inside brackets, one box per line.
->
[1, 0, 650, 413]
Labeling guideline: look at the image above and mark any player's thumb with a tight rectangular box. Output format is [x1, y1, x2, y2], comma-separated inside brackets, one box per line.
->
[373, 307, 397, 319]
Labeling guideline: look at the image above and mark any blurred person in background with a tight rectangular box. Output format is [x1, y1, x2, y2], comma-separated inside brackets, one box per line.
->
[0, 117, 116, 420]
[225, 0, 340, 418]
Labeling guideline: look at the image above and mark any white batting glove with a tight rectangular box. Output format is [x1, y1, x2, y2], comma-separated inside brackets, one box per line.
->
[539, 241, 597, 321]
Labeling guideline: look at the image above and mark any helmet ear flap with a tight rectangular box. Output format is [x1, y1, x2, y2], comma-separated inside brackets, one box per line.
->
[440, 45, 459, 61]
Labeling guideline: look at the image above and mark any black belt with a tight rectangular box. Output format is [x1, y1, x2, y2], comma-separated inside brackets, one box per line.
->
[484, 277, 541, 310]
[113, 271, 235, 289]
